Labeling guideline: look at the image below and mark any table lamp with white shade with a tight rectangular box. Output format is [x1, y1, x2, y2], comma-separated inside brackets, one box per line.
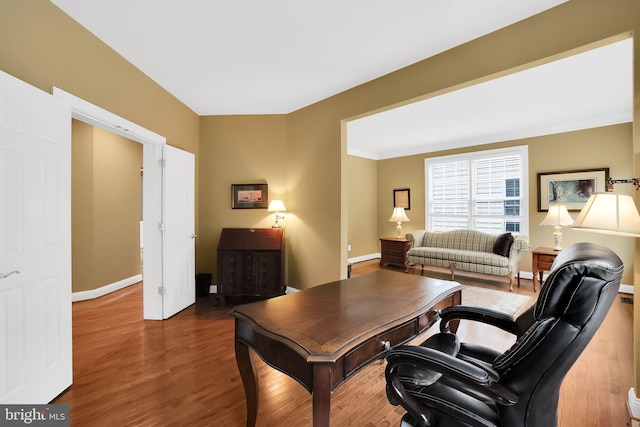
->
[540, 204, 573, 250]
[388, 207, 410, 239]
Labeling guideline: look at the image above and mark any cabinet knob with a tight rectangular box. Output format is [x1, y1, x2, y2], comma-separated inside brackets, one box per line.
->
[381, 340, 391, 351]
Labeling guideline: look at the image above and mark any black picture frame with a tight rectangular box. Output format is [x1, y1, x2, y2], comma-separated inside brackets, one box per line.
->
[537, 168, 609, 212]
[232, 184, 268, 209]
[393, 188, 410, 210]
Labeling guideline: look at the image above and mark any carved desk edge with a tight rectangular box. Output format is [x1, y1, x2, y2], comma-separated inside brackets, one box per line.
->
[231, 286, 462, 393]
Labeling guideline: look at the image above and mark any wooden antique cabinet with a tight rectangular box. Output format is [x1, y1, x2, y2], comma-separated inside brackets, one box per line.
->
[380, 237, 412, 270]
[216, 228, 285, 303]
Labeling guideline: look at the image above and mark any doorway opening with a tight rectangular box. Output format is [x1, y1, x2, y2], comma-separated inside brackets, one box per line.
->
[53, 87, 167, 320]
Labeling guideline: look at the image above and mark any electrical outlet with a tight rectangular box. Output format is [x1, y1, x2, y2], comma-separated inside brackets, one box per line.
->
[348, 245, 352, 252]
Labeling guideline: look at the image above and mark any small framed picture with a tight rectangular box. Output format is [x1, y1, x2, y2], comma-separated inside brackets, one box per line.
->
[537, 168, 609, 211]
[393, 188, 410, 210]
[232, 184, 268, 209]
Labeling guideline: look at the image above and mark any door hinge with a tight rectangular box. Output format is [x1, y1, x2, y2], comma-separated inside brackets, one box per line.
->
[158, 286, 166, 296]
[158, 222, 165, 232]
[158, 158, 166, 168]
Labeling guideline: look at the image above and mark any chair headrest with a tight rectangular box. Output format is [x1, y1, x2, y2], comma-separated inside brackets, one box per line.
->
[533, 242, 623, 322]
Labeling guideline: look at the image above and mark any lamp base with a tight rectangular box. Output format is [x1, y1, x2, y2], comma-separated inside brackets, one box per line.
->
[396, 222, 403, 239]
[552, 226, 563, 251]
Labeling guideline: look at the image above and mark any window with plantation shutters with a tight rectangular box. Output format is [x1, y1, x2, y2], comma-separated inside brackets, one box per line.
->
[425, 146, 528, 235]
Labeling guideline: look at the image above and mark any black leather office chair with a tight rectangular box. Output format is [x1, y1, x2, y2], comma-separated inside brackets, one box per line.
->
[385, 242, 623, 427]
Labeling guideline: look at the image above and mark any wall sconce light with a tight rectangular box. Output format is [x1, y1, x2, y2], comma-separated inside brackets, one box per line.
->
[540, 204, 573, 250]
[606, 177, 640, 191]
[388, 207, 410, 239]
[267, 200, 286, 228]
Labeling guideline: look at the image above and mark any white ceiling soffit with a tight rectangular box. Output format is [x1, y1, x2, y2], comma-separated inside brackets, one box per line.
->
[347, 38, 633, 160]
[50, 0, 566, 115]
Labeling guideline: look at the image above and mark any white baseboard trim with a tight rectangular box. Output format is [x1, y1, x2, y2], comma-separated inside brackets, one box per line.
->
[72, 274, 143, 302]
[629, 388, 640, 418]
[620, 284, 634, 295]
[342, 260, 635, 295]
[348, 253, 381, 264]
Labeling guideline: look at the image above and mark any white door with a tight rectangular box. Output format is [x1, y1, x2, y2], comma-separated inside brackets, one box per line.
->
[161, 145, 195, 318]
[0, 70, 72, 403]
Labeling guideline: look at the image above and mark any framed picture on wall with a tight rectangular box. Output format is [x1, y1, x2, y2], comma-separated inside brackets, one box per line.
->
[537, 168, 609, 211]
[232, 183, 268, 209]
[393, 188, 410, 210]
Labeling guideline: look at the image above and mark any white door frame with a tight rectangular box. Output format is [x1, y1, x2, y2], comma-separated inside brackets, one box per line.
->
[52, 87, 166, 320]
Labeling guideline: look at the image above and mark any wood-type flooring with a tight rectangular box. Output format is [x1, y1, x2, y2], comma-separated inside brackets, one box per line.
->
[53, 260, 633, 426]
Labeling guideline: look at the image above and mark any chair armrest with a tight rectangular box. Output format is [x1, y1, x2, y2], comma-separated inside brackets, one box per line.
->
[386, 345, 519, 405]
[439, 305, 519, 335]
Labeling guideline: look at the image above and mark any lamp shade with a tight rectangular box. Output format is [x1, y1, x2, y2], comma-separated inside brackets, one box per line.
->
[571, 192, 640, 237]
[268, 200, 286, 212]
[388, 207, 410, 223]
[540, 204, 574, 227]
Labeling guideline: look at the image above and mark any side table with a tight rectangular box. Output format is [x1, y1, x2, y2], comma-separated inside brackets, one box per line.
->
[531, 246, 559, 292]
[380, 237, 411, 270]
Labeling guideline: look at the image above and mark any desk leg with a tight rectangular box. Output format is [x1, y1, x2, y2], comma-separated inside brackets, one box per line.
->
[312, 363, 332, 427]
[235, 339, 259, 427]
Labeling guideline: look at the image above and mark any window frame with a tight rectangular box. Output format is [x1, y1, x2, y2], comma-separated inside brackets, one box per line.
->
[425, 145, 529, 236]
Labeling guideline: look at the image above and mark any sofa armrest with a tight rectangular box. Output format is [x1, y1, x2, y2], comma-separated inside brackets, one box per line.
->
[405, 230, 426, 247]
[507, 235, 530, 273]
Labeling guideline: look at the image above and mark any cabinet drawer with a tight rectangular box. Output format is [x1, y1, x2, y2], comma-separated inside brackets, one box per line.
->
[345, 321, 415, 374]
[538, 254, 556, 270]
[383, 246, 406, 256]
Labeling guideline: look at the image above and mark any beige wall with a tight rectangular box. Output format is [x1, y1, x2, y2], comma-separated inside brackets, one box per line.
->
[198, 115, 288, 276]
[1, 0, 199, 292]
[0, 1, 199, 155]
[72, 121, 143, 292]
[347, 155, 378, 257]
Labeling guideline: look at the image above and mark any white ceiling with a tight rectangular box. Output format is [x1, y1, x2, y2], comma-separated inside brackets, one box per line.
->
[50, 0, 632, 159]
[348, 38, 633, 159]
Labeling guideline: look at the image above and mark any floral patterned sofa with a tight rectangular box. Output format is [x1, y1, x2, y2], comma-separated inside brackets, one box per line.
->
[405, 229, 529, 291]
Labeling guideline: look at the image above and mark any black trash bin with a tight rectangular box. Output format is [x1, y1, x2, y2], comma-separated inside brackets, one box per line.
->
[195, 273, 212, 297]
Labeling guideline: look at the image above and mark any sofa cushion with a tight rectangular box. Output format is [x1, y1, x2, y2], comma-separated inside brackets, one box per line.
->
[422, 230, 496, 253]
[493, 233, 514, 257]
[407, 248, 509, 268]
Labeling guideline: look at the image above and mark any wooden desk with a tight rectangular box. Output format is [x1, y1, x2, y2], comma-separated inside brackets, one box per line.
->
[531, 246, 560, 292]
[230, 270, 463, 426]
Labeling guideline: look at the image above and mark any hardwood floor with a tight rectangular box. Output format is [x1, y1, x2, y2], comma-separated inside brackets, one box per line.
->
[53, 260, 633, 426]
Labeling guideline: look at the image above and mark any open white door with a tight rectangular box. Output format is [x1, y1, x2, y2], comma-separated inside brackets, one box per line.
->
[0, 71, 72, 403]
[161, 145, 195, 318]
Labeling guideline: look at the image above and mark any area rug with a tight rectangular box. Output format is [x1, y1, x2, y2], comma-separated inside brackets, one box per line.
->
[462, 286, 530, 316]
